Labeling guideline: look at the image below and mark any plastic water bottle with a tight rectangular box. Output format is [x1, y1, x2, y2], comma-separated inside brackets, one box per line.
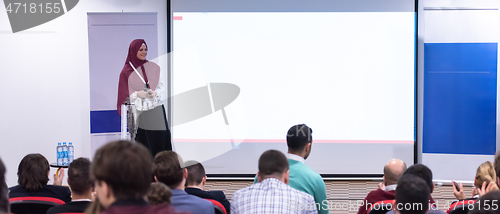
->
[56, 143, 63, 166]
[62, 142, 69, 166]
[68, 142, 74, 164]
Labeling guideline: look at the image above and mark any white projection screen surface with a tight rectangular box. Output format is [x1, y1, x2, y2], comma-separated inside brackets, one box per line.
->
[171, 0, 415, 176]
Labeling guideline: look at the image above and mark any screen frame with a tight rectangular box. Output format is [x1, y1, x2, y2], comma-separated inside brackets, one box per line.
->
[166, 0, 418, 178]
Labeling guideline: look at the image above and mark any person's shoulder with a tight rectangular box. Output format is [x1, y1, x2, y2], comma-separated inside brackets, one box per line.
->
[291, 161, 321, 178]
[309, 169, 323, 180]
[288, 159, 307, 169]
[241, 183, 260, 191]
[186, 188, 215, 200]
[208, 190, 225, 194]
[46, 201, 90, 214]
[290, 185, 315, 200]
[364, 189, 395, 203]
[9, 185, 28, 198]
[44, 185, 71, 193]
[187, 193, 212, 204]
[232, 185, 253, 199]
[184, 187, 199, 194]
[9, 185, 28, 197]
[304, 165, 322, 177]
[207, 190, 225, 196]
[366, 188, 386, 196]
[8, 185, 21, 192]
[43, 185, 72, 203]
[144, 61, 160, 69]
[299, 165, 324, 185]
[45, 184, 70, 190]
[186, 194, 214, 212]
[208, 190, 227, 199]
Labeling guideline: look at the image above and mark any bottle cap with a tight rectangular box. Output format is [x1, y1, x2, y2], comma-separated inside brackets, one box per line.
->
[58, 142, 61, 145]
[63, 142, 66, 145]
[69, 142, 72, 145]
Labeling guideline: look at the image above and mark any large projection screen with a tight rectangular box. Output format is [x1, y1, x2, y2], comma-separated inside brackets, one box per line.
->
[171, 0, 415, 176]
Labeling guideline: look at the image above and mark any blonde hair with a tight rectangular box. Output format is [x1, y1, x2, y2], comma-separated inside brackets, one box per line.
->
[475, 161, 497, 189]
[84, 197, 103, 214]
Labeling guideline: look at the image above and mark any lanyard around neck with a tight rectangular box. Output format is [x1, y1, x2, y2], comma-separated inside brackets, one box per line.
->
[129, 61, 147, 85]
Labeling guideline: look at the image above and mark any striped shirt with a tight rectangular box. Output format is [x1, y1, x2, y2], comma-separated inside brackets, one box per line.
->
[231, 178, 318, 214]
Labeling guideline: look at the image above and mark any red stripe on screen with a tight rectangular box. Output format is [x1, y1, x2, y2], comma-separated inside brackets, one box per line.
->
[172, 139, 413, 144]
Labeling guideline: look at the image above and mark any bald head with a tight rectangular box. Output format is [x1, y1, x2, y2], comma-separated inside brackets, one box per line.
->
[384, 159, 407, 186]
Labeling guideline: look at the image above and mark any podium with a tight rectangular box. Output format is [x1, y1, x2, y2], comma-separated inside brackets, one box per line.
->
[120, 104, 135, 140]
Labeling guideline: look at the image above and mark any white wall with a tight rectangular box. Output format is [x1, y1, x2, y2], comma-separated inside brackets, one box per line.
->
[0, 0, 167, 187]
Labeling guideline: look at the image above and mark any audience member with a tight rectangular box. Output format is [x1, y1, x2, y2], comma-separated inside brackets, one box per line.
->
[0, 158, 9, 214]
[357, 159, 407, 214]
[401, 164, 437, 204]
[254, 124, 328, 213]
[453, 161, 498, 201]
[469, 190, 500, 214]
[148, 182, 172, 205]
[47, 158, 93, 214]
[232, 150, 317, 214]
[386, 174, 446, 214]
[153, 151, 214, 214]
[91, 140, 178, 214]
[9, 153, 71, 203]
[495, 151, 500, 186]
[185, 160, 230, 213]
[392, 174, 431, 214]
[493, 151, 500, 191]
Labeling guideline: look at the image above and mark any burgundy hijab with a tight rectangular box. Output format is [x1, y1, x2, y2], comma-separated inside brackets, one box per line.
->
[117, 39, 150, 114]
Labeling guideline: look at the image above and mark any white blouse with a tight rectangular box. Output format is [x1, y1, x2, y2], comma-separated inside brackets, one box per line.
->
[129, 67, 165, 112]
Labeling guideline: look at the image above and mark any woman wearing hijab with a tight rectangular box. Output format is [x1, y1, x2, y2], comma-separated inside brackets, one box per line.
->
[117, 39, 172, 158]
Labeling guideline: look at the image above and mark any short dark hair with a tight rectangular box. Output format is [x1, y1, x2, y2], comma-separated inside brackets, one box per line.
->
[68, 158, 93, 195]
[403, 164, 433, 193]
[17, 154, 49, 191]
[0, 158, 5, 184]
[91, 140, 152, 200]
[0, 158, 8, 213]
[153, 151, 183, 189]
[185, 161, 205, 186]
[286, 124, 313, 152]
[470, 191, 500, 214]
[395, 174, 430, 214]
[147, 182, 172, 205]
[258, 150, 289, 178]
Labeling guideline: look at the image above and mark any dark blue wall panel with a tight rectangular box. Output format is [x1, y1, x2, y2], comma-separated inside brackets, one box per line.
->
[423, 43, 497, 155]
[90, 110, 121, 134]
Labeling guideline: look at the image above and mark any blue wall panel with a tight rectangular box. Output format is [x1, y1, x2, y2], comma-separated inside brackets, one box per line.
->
[423, 43, 497, 155]
[90, 110, 121, 134]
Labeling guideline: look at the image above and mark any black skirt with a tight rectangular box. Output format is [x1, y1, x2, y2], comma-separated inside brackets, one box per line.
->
[135, 105, 172, 158]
